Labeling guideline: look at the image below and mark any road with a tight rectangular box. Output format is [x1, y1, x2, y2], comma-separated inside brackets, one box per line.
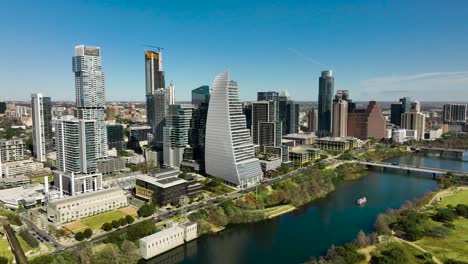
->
[20, 216, 64, 250]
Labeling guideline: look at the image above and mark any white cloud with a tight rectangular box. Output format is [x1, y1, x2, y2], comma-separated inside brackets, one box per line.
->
[359, 71, 468, 101]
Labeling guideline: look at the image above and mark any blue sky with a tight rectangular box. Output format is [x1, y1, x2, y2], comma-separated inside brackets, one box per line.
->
[1, 0, 468, 102]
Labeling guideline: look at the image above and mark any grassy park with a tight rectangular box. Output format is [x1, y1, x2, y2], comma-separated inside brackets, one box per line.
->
[65, 207, 138, 233]
[415, 189, 468, 262]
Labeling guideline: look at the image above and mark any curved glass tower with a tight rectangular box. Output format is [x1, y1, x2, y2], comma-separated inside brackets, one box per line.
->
[205, 71, 262, 188]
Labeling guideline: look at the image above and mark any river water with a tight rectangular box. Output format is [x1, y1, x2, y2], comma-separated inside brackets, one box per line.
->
[148, 155, 465, 264]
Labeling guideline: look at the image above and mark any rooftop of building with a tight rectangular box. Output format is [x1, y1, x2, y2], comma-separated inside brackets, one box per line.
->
[0, 184, 44, 205]
[2, 159, 43, 166]
[290, 146, 321, 154]
[283, 133, 316, 139]
[49, 188, 125, 206]
[140, 221, 196, 243]
[149, 167, 180, 179]
[315, 137, 353, 142]
[136, 174, 186, 189]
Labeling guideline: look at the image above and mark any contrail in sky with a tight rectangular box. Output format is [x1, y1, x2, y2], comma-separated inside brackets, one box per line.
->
[287, 48, 328, 68]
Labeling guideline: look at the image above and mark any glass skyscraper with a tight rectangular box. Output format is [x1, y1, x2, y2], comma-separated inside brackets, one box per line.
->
[318, 70, 334, 137]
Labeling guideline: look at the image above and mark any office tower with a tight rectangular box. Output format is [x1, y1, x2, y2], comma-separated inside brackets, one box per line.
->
[257, 91, 279, 102]
[401, 101, 426, 139]
[106, 124, 125, 152]
[318, 70, 334, 137]
[243, 104, 253, 131]
[163, 105, 193, 167]
[390, 97, 411, 126]
[348, 101, 386, 139]
[307, 109, 318, 133]
[168, 82, 175, 105]
[186, 86, 210, 173]
[145, 50, 167, 145]
[332, 95, 348, 138]
[205, 71, 263, 187]
[31, 93, 53, 162]
[278, 91, 299, 135]
[192, 85, 210, 106]
[73, 45, 107, 159]
[443, 104, 467, 124]
[252, 101, 281, 147]
[147, 89, 169, 147]
[56, 116, 97, 173]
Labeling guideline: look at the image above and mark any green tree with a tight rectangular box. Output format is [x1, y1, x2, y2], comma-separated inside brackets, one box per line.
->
[137, 203, 155, 217]
[125, 215, 135, 224]
[83, 228, 92, 239]
[433, 208, 457, 222]
[19, 229, 39, 248]
[75, 232, 85, 241]
[102, 222, 113, 231]
[119, 217, 128, 226]
[112, 220, 121, 229]
[0, 257, 8, 264]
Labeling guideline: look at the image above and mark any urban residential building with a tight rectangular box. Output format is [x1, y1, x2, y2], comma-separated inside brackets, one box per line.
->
[392, 129, 418, 143]
[73, 45, 107, 159]
[1, 159, 44, 177]
[318, 70, 334, 137]
[251, 101, 281, 147]
[347, 101, 386, 140]
[401, 101, 426, 140]
[315, 137, 351, 151]
[0, 139, 25, 163]
[55, 116, 97, 174]
[289, 147, 320, 165]
[278, 91, 299, 135]
[96, 157, 126, 174]
[163, 105, 193, 168]
[443, 104, 467, 124]
[205, 71, 263, 187]
[47, 188, 127, 224]
[307, 109, 318, 133]
[390, 97, 410, 126]
[332, 92, 348, 137]
[53, 171, 103, 196]
[31, 93, 53, 162]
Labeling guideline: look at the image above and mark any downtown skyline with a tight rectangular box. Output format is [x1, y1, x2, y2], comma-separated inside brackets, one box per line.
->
[1, 1, 468, 102]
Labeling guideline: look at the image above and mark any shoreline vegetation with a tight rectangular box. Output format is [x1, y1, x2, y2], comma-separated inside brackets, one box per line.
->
[188, 162, 369, 236]
[306, 179, 468, 264]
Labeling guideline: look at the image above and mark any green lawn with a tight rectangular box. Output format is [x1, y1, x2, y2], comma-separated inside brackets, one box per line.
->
[0, 238, 13, 261]
[440, 190, 468, 207]
[416, 217, 468, 262]
[80, 210, 127, 230]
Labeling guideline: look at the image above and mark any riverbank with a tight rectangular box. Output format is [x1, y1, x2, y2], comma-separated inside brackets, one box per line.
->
[359, 145, 410, 162]
[367, 187, 468, 264]
[188, 163, 368, 235]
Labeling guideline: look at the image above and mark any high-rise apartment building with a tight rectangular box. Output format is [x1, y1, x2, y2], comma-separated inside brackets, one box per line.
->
[0, 139, 25, 163]
[163, 105, 193, 167]
[347, 101, 386, 139]
[251, 101, 281, 147]
[73, 45, 107, 159]
[31, 93, 53, 162]
[318, 70, 334, 137]
[401, 101, 426, 139]
[443, 104, 467, 124]
[145, 50, 168, 147]
[332, 95, 348, 138]
[307, 109, 318, 133]
[205, 72, 262, 187]
[55, 116, 97, 174]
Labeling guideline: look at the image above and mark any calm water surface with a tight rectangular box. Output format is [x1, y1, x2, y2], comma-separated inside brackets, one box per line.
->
[148, 156, 466, 264]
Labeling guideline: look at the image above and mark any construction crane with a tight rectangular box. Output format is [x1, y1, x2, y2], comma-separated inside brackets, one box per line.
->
[142, 44, 164, 52]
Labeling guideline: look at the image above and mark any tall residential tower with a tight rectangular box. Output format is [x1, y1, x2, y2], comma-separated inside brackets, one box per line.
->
[73, 45, 107, 158]
[31, 93, 53, 162]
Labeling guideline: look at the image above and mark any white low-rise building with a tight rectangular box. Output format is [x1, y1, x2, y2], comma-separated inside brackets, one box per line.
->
[140, 222, 197, 260]
[1, 159, 44, 177]
[0, 183, 45, 210]
[47, 188, 128, 224]
[392, 129, 417, 144]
